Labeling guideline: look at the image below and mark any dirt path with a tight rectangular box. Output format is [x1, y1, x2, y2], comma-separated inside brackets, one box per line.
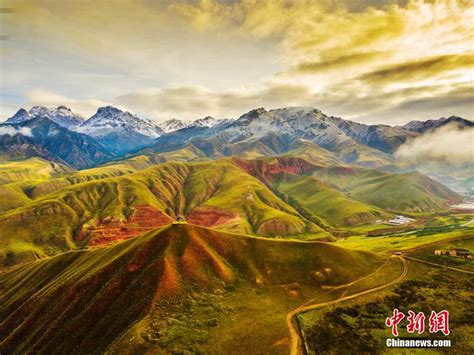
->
[394, 234, 474, 254]
[403, 255, 474, 275]
[286, 256, 409, 355]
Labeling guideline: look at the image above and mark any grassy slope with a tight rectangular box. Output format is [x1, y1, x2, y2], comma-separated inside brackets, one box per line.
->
[230, 156, 386, 227]
[0, 160, 329, 266]
[273, 173, 388, 227]
[0, 157, 70, 184]
[0, 156, 461, 266]
[312, 167, 460, 212]
[0, 158, 72, 213]
[0, 224, 383, 354]
[284, 140, 345, 167]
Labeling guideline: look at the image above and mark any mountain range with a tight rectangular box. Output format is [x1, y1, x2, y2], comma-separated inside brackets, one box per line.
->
[1, 105, 472, 184]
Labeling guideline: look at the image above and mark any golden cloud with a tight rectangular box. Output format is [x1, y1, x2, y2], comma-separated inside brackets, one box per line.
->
[358, 54, 474, 84]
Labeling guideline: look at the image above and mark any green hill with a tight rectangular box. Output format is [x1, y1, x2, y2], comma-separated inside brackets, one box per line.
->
[0, 156, 460, 267]
[232, 156, 387, 227]
[273, 174, 388, 227]
[0, 160, 330, 266]
[0, 224, 383, 354]
[0, 157, 70, 184]
[312, 167, 461, 212]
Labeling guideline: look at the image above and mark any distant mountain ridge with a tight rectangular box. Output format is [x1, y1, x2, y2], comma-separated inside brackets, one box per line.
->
[6, 106, 85, 128]
[0, 117, 115, 168]
[157, 116, 233, 133]
[402, 116, 473, 133]
[1, 105, 472, 170]
[77, 106, 164, 154]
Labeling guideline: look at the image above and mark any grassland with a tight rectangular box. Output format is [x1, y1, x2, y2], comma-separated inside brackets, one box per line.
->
[0, 155, 466, 268]
[273, 173, 388, 227]
[335, 226, 474, 253]
[0, 159, 334, 266]
[0, 224, 384, 354]
[311, 167, 460, 212]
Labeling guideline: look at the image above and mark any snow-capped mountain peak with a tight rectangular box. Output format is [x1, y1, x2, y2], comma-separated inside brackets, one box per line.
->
[158, 118, 191, 133]
[6, 106, 85, 128]
[157, 116, 230, 133]
[80, 106, 163, 138]
[191, 116, 218, 128]
[402, 116, 473, 133]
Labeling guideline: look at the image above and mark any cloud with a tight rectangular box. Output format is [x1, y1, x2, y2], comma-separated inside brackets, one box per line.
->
[395, 124, 474, 164]
[168, 0, 473, 122]
[1, 0, 473, 124]
[115, 83, 315, 120]
[358, 54, 474, 84]
[0, 126, 33, 137]
[289, 52, 387, 74]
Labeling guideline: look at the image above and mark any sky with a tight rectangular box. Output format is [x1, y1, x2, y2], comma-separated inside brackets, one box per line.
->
[0, 0, 472, 124]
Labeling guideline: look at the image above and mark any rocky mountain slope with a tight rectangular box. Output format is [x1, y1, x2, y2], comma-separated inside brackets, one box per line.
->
[0, 117, 115, 169]
[78, 106, 164, 154]
[402, 116, 473, 133]
[6, 106, 85, 128]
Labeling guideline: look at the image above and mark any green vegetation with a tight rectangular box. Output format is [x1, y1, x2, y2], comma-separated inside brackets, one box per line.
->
[336, 227, 474, 253]
[0, 159, 339, 266]
[298, 262, 474, 354]
[312, 168, 460, 212]
[0, 224, 383, 354]
[273, 173, 388, 227]
[0, 157, 70, 184]
[409, 238, 474, 271]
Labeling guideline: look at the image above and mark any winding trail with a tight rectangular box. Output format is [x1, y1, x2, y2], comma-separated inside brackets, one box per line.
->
[286, 256, 409, 355]
[403, 255, 474, 275]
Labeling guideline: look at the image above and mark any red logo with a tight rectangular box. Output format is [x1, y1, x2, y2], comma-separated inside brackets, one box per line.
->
[385, 309, 450, 336]
[385, 308, 405, 336]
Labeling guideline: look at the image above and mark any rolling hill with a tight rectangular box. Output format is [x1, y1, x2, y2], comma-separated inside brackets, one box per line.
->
[0, 154, 461, 267]
[311, 167, 461, 212]
[0, 159, 332, 267]
[0, 223, 383, 354]
[231, 156, 387, 227]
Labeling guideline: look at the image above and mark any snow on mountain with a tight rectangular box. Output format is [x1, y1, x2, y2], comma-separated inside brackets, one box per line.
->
[158, 119, 191, 133]
[158, 116, 232, 133]
[191, 116, 218, 128]
[79, 106, 164, 138]
[6, 106, 85, 128]
[226, 106, 348, 147]
[402, 116, 474, 133]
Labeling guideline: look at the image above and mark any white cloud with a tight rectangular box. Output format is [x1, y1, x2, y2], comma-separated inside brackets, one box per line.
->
[396, 124, 474, 164]
[114, 83, 315, 121]
[0, 126, 33, 137]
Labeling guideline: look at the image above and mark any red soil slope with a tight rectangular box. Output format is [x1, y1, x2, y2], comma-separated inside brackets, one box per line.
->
[77, 205, 173, 246]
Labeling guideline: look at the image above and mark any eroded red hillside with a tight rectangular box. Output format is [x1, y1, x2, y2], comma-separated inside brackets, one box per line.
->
[233, 156, 318, 185]
[77, 205, 173, 246]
